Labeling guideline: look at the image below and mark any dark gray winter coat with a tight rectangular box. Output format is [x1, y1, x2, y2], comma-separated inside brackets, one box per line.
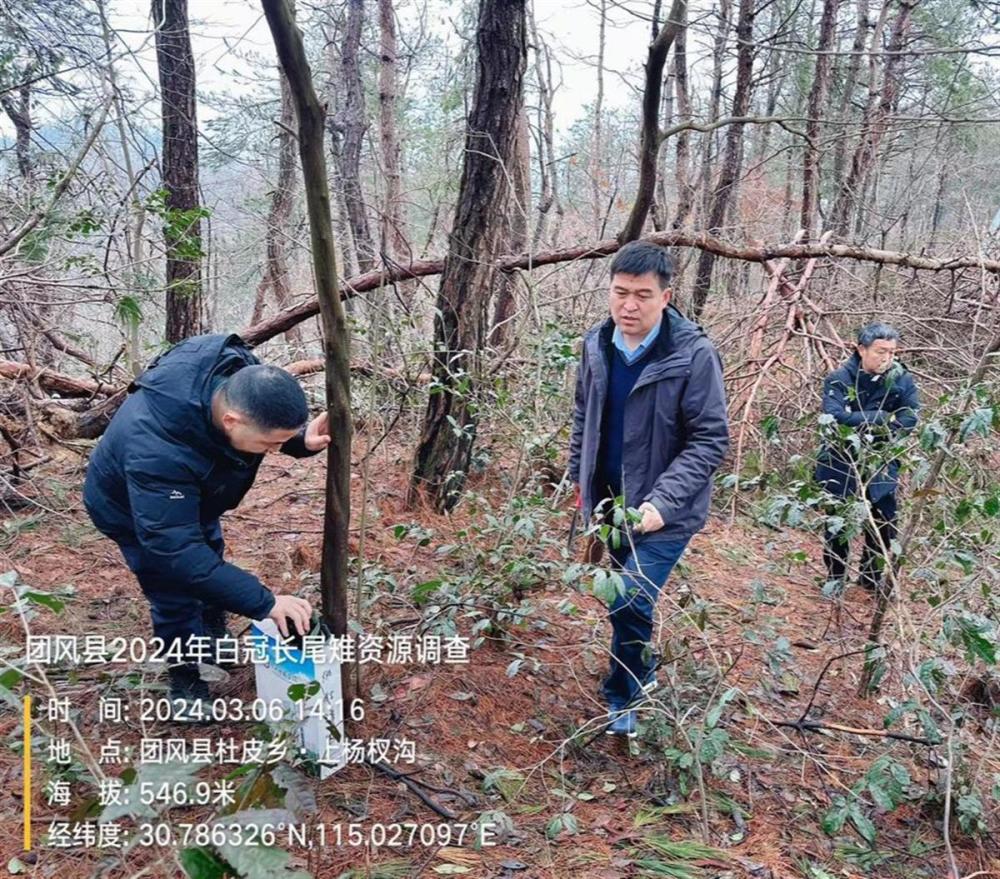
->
[814, 353, 920, 501]
[569, 306, 729, 542]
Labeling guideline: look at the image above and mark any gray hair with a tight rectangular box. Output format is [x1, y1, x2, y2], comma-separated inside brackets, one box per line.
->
[857, 322, 900, 347]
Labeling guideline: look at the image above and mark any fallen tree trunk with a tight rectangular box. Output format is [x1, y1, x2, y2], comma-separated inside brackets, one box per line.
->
[12, 228, 1000, 438]
[241, 230, 1000, 345]
[0, 360, 114, 398]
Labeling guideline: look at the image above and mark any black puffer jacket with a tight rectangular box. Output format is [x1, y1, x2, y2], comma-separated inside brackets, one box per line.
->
[83, 334, 315, 618]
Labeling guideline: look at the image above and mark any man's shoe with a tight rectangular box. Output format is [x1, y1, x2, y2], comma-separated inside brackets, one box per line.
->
[167, 664, 213, 724]
[605, 708, 637, 738]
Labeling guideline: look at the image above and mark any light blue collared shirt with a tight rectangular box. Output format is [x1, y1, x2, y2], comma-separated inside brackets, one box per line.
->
[613, 317, 662, 365]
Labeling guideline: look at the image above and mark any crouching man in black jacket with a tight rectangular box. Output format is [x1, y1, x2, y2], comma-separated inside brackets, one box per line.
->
[814, 323, 919, 593]
[84, 334, 327, 718]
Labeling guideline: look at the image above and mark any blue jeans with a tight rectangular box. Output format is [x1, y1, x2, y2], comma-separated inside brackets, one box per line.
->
[603, 537, 690, 708]
[115, 520, 228, 662]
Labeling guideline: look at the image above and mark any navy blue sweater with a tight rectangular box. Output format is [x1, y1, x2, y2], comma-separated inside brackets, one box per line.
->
[597, 345, 656, 498]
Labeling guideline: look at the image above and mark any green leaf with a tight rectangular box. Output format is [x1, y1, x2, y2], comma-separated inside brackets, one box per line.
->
[919, 421, 948, 452]
[411, 579, 443, 606]
[286, 681, 320, 703]
[21, 590, 65, 612]
[179, 847, 229, 879]
[948, 613, 997, 665]
[867, 779, 896, 812]
[882, 699, 915, 729]
[761, 414, 780, 440]
[705, 687, 738, 729]
[591, 570, 618, 604]
[848, 804, 877, 844]
[821, 804, 847, 836]
[114, 295, 143, 328]
[213, 810, 308, 879]
[959, 407, 994, 443]
[545, 813, 579, 839]
[101, 760, 201, 822]
[482, 769, 524, 802]
[0, 668, 22, 691]
[271, 764, 317, 817]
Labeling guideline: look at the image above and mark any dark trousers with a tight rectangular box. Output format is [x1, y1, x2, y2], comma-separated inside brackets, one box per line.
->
[824, 490, 898, 586]
[115, 520, 228, 663]
[603, 537, 690, 709]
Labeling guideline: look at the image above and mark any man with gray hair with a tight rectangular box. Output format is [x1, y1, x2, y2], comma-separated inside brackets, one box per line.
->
[814, 323, 920, 592]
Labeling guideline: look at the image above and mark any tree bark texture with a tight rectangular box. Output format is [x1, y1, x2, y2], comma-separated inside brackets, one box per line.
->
[262, 0, 352, 639]
[152, 0, 205, 343]
[619, 0, 686, 244]
[0, 83, 32, 179]
[338, 0, 376, 272]
[800, 0, 839, 237]
[690, 0, 755, 316]
[252, 70, 302, 347]
[377, 0, 409, 264]
[831, 0, 873, 200]
[529, 12, 561, 249]
[489, 107, 531, 348]
[408, 0, 527, 512]
[830, 0, 915, 236]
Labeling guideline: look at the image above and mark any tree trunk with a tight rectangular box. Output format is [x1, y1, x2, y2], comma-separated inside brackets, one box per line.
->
[529, 12, 560, 249]
[829, 0, 913, 237]
[377, 0, 409, 264]
[591, 0, 607, 236]
[409, 0, 527, 512]
[321, 18, 361, 279]
[152, 0, 204, 343]
[262, 0, 352, 640]
[489, 107, 530, 348]
[697, 0, 732, 229]
[831, 0, 872, 193]
[253, 70, 302, 348]
[0, 84, 32, 180]
[338, 0, 376, 273]
[691, 0, 755, 316]
[801, 0, 839, 237]
[619, 0, 686, 244]
[670, 6, 694, 231]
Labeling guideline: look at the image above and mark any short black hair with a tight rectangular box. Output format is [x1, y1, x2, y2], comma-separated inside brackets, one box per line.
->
[857, 322, 900, 347]
[609, 241, 673, 288]
[219, 365, 309, 431]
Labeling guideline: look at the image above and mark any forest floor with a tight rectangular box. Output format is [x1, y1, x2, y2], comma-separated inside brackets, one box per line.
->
[0, 436, 997, 879]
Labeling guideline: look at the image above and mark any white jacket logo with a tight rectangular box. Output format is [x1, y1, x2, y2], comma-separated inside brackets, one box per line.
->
[169, 490, 185, 500]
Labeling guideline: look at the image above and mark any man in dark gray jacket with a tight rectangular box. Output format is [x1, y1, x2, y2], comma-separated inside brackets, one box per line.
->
[569, 242, 729, 737]
[814, 323, 919, 593]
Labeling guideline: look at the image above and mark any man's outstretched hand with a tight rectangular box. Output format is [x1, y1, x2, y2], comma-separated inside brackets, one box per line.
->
[634, 502, 665, 534]
[269, 594, 313, 637]
[304, 411, 332, 452]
